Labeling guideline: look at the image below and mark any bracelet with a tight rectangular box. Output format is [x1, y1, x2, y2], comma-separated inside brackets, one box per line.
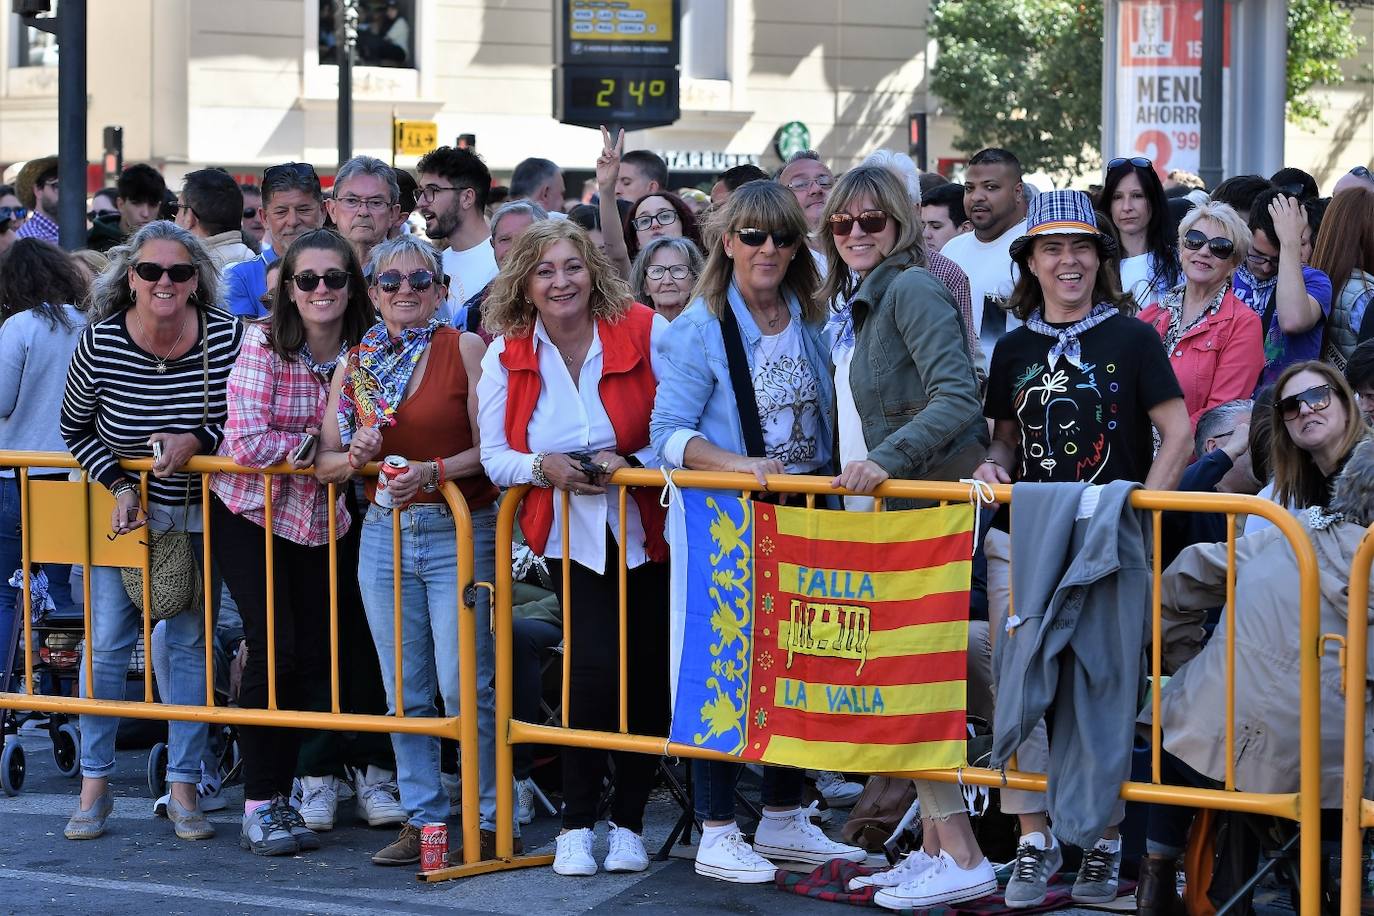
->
[982, 457, 1001, 466]
[434, 456, 446, 485]
[531, 452, 552, 488]
[422, 461, 439, 493]
[111, 479, 138, 498]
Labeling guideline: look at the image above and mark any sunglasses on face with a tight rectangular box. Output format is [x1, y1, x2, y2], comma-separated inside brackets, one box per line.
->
[646, 264, 691, 281]
[631, 208, 678, 232]
[375, 268, 436, 293]
[1279, 384, 1332, 421]
[1, 207, 29, 223]
[733, 227, 798, 248]
[132, 262, 197, 283]
[1182, 229, 1235, 260]
[292, 269, 350, 292]
[828, 209, 890, 236]
[243, 207, 259, 220]
[1106, 156, 1152, 175]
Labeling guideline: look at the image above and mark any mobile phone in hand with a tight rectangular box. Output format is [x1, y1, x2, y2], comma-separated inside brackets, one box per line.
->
[291, 434, 318, 464]
[151, 440, 164, 463]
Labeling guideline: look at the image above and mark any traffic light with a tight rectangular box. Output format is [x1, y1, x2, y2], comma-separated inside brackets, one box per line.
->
[909, 112, 928, 172]
[102, 125, 123, 182]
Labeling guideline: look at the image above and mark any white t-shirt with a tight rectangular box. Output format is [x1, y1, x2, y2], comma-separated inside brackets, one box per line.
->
[437, 238, 499, 324]
[1119, 252, 1166, 312]
[751, 320, 823, 473]
[940, 220, 1026, 367]
[832, 342, 874, 512]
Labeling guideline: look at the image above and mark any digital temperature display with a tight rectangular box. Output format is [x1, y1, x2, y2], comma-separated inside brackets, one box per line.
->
[557, 66, 679, 129]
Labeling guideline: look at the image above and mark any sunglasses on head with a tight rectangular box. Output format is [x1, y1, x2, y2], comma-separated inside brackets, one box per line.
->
[292, 269, 350, 292]
[1106, 156, 1153, 175]
[1, 206, 29, 223]
[1278, 384, 1332, 421]
[1182, 229, 1235, 260]
[733, 227, 798, 248]
[132, 262, 197, 283]
[828, 210, 889, 236]
[375, 268, 437, 293]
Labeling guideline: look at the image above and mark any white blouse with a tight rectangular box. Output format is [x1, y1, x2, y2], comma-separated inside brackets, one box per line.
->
[477, 314, 669, 574]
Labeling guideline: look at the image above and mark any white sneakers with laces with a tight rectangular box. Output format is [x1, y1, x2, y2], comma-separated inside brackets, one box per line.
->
[752, 808, 867, 865]
[296, 775, 338, 831]
[553, 827, 598, 877]
[354, 765, 407, 827]
[693, 828, 778, 884]
[848, 849, 937, 891]
[873, 851, 998, 910]
[604, 821, 649, 873]
[813, 770, 865, 808]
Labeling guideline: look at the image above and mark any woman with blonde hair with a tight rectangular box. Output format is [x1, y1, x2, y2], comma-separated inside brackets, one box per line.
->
[478, 218, 670, 878]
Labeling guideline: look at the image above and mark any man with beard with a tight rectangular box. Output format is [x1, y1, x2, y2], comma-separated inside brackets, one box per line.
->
[223, 162, 325, 317]
[325, 156, 400, 277]
[941, 148, 1029, 366]
[414, 146, 497, 323]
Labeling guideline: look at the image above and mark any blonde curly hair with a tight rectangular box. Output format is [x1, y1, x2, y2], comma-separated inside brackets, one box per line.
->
[483, 219, 634, 337]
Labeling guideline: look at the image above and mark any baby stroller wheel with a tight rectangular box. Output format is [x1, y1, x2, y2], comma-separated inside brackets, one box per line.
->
[52, 723, 80, 778]
[1, 741, 24, 796]
[147, 741, 167, 798]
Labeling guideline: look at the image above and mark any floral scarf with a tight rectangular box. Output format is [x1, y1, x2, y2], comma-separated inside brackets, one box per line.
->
[1155, 281, 1229, 355]
[336, 318, 440, 446]
[1023, 302, 1118, 370]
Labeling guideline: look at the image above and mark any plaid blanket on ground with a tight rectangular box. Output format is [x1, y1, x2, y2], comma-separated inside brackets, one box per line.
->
[775, 858, 1136, 914]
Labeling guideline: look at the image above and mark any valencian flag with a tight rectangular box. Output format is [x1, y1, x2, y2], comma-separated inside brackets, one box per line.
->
[668, 489, 974, 773]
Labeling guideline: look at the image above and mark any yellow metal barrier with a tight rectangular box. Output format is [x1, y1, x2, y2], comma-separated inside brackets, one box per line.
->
[1341, 527, 1374, 915]
[0, 450, 488, 870]
[475, 468, 1328, 914]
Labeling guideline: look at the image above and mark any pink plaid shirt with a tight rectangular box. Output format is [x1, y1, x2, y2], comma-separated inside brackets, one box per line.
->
[210, 323, 351, 546]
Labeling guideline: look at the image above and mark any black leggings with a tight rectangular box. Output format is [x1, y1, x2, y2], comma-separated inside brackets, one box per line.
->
[552, 537, 669, 834]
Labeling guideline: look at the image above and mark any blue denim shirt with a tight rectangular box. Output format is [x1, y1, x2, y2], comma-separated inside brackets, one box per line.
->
[650, 281, 835, 470]
[222, 248, 278, 319]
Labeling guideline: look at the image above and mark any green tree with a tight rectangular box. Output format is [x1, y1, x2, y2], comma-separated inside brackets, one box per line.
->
[1286, 0, 1362, 125]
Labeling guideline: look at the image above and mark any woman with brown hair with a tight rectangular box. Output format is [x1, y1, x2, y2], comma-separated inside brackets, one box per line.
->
[1269, 359, 1368, 512]
[1309, 184, 1374, 366]
[478, 218, 670, 879]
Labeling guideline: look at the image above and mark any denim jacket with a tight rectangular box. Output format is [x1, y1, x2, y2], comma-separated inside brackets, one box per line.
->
[848, 257, 988, 480]
[650, 281, 835, 470]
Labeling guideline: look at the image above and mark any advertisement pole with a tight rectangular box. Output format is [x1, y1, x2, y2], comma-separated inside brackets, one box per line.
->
[1198, 0, 1225, 189]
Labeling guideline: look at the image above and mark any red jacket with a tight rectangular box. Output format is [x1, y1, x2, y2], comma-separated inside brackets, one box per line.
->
[1139, 287, 1264, 429]
[500, 303, 668, 562]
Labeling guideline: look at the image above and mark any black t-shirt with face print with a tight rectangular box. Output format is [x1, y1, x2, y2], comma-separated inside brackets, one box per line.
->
[984, 312, 1182, 487]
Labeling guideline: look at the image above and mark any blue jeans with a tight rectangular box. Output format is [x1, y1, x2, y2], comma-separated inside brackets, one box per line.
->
[693, 760, 804, 822]
[78, 519, 211, 785]
[357, 502, 511, 833]
[0, 475, 77, 687]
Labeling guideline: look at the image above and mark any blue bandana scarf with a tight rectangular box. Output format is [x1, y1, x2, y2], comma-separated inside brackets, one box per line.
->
[336, 318, 441, 446]
[1024, 302, 1117, 370]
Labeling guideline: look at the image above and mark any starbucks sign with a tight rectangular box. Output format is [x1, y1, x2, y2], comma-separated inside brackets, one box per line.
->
[773, 121, 811, 161]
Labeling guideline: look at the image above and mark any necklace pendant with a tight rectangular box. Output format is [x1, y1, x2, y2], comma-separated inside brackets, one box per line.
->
[155, 361, 167, 374]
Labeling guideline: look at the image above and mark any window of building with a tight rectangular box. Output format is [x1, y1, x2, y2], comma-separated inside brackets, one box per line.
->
[318, 0, 416, 69]
[11, 3, 59, 68]
[680, 0, 728, 81]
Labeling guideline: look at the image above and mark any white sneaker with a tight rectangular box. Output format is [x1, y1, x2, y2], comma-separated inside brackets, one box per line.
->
[604, 821, 649, 873]
[354, 766, 407, 827]
[848, 849, 938, 891]
[753, 809, 867, 865]
[874, 851, 997, 910]
[297, 775, 338, 831]
[515, 777, 536, 826]
[693, 829, 778, 884]
[440, 770, 461, 817]
[197, 766, 227, 813]
[814, 771, 864, 808]
[553, 827, 597, 877]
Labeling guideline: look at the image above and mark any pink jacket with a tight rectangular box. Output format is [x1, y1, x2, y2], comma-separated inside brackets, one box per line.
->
[1139, 288, 1265, 428]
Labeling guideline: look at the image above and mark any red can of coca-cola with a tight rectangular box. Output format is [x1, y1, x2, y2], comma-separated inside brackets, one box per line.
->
[420, 822, 448, 871]
[374, 454, 409, 508]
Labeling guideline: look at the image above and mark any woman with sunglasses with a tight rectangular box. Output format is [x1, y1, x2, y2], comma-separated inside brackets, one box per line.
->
[1270, 360, 1368, 513]
[479, 219, 671, 878]
[1101, 157, 1180, 312]
[651, 181, 865, 884]
[207, 228, 375, 856]
[59, 220, 245, 842]
[1138, 201, 1265, 429]
[815, 166, 995, 909]
[630, 236, 704, 322]
[318, 233, 508, 868]
[0, 184, 26, 259]
[624, 189, 702, 261]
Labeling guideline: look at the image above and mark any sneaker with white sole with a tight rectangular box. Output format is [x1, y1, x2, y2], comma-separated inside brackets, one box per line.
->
[848, 849, 938, 891]
[440, 771, 461, 817]
[354, 766, 407, 827]
[273, 798, 321, 851]
[874, 851, 997, 910]
[1071, 840, 1121, 903]
[553, 827, 597, 877]
[604, 821, 649, 873]
[240, 803, 299, 857]
[693, 830, 778, 884]
[197, 769, 227, 813]
[1004, 832, 1064, 908]
[297, 775, 338, 831]
[752, 809, 866, 865]
[814, 771, 864, 808]
[515, 777, 536, 826]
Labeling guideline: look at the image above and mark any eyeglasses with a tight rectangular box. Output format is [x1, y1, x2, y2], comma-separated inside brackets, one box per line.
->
[132, 262, 197, 283]
[733, 228, 798, 248]
[416, 184, 461, 203]
[1246, 250, 1280, 270]
[375, 268, 437, 293]
[0, 207, 28, 223]
[646, 264, 692, 281]
[1182, 229, 1235, 260]
[631, 208, 679, 232]
[829, 210, 890, 236]
[292, 269, 350, 292]
[786, 176, 834, 192]
[1278, 384, 1332, 421]
[243, 207, 260, 220]
[1106, 156, 1153, 174]
[335, 195, 393, 212]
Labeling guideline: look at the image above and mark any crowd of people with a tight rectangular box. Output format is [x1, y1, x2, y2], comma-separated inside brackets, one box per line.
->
[1, 138, 1372, 912]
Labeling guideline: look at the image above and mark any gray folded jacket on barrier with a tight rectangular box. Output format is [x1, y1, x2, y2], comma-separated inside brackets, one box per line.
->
[990, 479, 1150, 849]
